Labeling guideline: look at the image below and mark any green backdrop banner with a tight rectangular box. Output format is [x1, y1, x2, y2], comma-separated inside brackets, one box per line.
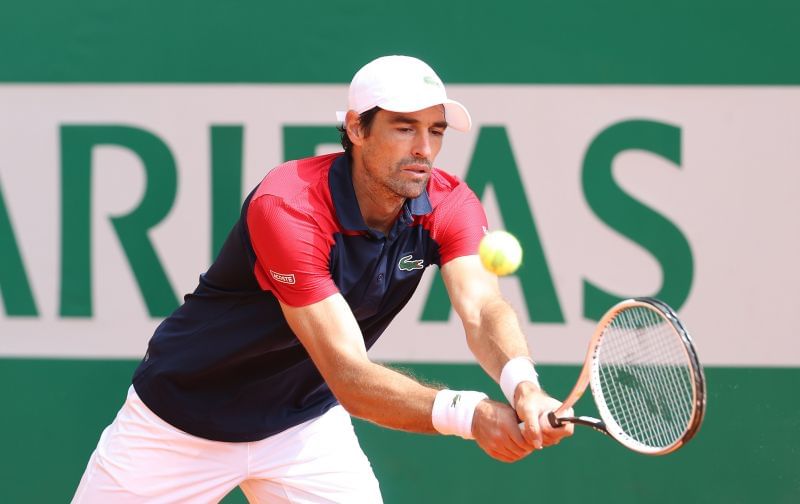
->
[0, 360, 797, 503]
[1, 1, 800, 84]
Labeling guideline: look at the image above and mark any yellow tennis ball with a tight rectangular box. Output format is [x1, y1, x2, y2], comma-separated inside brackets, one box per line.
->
[479, 230, 523, 276]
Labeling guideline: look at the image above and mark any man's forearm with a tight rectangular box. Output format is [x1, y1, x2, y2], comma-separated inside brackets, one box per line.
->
[466, 296, 531, 382]
[333, 359, 439, 433]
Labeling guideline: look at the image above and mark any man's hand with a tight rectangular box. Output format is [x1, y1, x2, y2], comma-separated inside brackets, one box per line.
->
[514, 382, 575, 449]
[471, 399, 536, 463]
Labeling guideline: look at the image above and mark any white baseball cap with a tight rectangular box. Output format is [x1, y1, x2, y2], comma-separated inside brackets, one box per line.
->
[336, 55, 472, 132]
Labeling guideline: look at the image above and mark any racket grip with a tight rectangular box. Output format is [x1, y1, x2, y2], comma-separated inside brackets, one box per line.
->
[518, 411, 563, 431]
[548, 411, 564, 428]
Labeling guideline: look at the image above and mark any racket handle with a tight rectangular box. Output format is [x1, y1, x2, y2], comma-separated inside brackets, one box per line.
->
[518, 411, 564, 431]
[548, 411, 564, 428]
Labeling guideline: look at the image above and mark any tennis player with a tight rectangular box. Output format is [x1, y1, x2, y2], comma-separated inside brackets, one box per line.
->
[72, 55, 573, 503]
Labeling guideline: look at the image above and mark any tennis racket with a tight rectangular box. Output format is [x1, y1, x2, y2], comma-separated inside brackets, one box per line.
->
[548, 297, 706, 455]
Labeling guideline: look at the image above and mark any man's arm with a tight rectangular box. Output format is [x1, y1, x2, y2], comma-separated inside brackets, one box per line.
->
[280, 293, 533, 461]
[440, 255, 574, 448]
[281, 293, 436, 432]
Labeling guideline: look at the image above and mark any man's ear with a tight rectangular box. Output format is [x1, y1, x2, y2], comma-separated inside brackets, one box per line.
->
[345, 110, 364, 147]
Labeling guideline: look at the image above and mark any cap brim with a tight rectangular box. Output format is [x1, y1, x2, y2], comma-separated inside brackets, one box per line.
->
[376, 98, 472, 132]
[442, 100, 472, 132]
[335, 100, 472, 132]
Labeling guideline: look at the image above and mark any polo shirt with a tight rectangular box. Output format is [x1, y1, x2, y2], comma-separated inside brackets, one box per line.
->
[132, 152, 487, 442]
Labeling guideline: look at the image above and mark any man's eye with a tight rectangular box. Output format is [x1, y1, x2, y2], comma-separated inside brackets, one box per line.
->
[431, 129, 444, 137]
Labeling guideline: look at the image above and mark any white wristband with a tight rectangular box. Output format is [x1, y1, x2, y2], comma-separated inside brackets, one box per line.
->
[431, 389, 488, 440]
[500, 356, 540, 405]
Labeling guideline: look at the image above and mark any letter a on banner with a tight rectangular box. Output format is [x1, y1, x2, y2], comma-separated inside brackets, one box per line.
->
[0, 180, 38, 316]
[422, 126, 563, 323]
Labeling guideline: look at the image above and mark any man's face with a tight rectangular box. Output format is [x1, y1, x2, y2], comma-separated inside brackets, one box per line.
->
[356, 106, 447, 199]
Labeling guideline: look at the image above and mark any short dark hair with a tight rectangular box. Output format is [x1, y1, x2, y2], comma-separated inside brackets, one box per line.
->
[338, 106, 381, 154]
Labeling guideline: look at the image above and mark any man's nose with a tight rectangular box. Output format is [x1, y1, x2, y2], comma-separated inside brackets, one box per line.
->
[412, 131, 432, 159]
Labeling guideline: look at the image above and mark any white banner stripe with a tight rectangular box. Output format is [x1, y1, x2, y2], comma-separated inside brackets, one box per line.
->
[0, 85, 798, 366]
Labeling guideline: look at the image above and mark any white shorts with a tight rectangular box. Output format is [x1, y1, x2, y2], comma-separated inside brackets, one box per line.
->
[72, 387, 383, 503]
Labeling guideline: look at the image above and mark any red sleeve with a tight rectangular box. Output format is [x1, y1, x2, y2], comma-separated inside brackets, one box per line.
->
[429, 184, 488, 265]
[246, 194, 339, 307]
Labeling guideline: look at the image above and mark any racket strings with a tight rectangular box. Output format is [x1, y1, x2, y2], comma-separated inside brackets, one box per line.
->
[596, 306, 694, 449]
[607, 316, 692, 447]
[620, 310, 690, 441]
[601, 334, 688, 446]
[603, 312, 692, 446]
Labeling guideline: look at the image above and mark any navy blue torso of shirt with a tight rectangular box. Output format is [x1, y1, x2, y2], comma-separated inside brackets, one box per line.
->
[131, 154, 483, 442]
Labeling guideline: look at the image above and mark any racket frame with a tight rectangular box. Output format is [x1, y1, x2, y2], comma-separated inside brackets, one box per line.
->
[550, 297, 706, 455]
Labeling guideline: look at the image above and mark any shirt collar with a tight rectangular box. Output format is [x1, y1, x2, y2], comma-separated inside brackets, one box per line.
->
[329, 154, 433, 232]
